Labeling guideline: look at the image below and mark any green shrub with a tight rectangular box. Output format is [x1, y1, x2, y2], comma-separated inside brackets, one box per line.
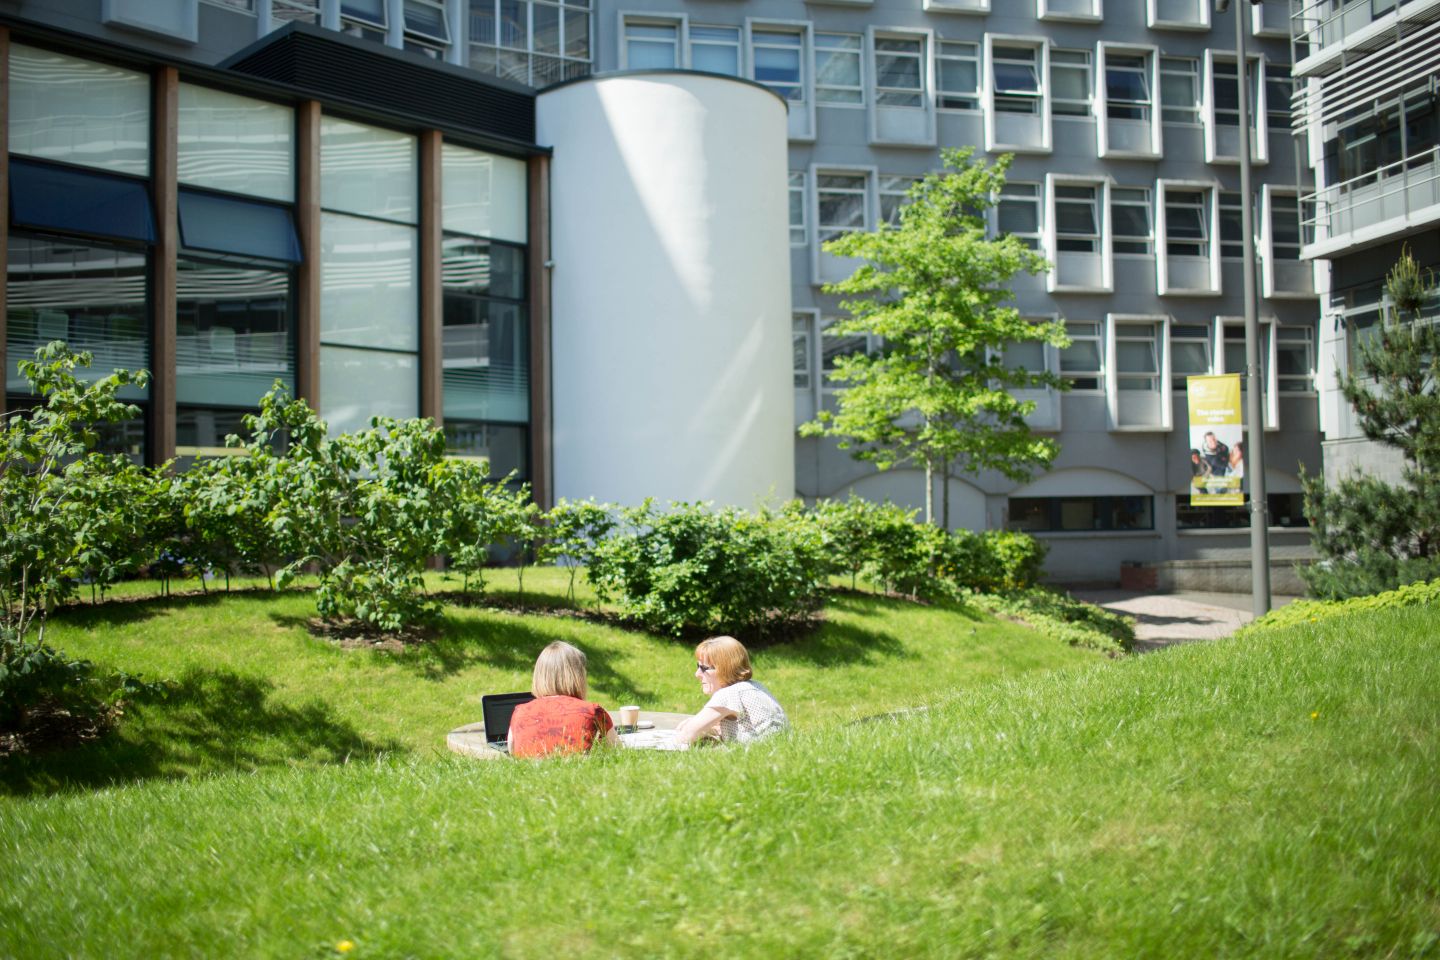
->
[966, 588, 1134, 653]
[585, 500, 829, 637]
[1238, 577, 1440, 638]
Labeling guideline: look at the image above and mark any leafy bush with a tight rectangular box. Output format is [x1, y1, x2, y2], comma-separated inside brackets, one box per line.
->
[1238, 577, 1440, 638]
[586, 500, 829, 637]
[966, 588, 1134, 654]
[0, 345, 163, 735]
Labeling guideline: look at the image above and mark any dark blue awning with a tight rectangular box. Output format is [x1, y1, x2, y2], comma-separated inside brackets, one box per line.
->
[9, 158, 156, 244]
[178, 189, 302, 264]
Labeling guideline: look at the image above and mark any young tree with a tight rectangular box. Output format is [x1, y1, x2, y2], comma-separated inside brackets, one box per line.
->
[799, 148, 1066, 527]
[1301, 247, 1440, 598]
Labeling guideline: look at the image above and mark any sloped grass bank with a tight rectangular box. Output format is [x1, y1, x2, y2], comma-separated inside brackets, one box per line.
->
[0, 568, 1094, 795]
[3, 604, 1436, 958]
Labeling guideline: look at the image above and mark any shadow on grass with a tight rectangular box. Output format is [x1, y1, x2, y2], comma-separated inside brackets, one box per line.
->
[0, 667, 402, 798]
[52, 586, 307, 632]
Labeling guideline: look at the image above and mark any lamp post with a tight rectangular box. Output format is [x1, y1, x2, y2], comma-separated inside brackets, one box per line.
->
[1217, 0, 1271, 617]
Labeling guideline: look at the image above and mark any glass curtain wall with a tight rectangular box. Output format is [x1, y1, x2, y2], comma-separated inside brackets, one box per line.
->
[6, 44, 153, 457]
[176, 83, 298, 465]
[319, 116, 420, 436]
[441, 143, 529, 479]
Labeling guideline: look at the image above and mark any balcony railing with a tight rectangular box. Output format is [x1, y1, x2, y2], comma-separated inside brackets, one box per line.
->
[1303, 146, 1440, 255]
[1290, 0, 1440, 71]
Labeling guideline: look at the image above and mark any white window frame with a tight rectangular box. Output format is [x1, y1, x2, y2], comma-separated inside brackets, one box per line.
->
[1038, 0, 1102, 23]
[401, 0, 450, 51]
[1202, 50, 1269, 166]
[1216, 315, 1279, 429]
[1156, 180, 1221, 296]
[746, 19, 815, 142]
[984, 35, 1052, 154]
[1097, 43, 1162, 159]
[995, 181, 1043, 252]
[820, 316, 881, 394]
[1045, 174, 1113, 294]
[1274, 323, 1317, 395]
[1111, 186, 1154, 257]
[1160, 56, 1201, 125]
[1169, 319, 1214, 389]
[921, 0, 989, 15]
[789, 171, 809, 247]
[619, 13, 687, 70]
[1105, 314, 1173, 432]
[689, 24, 743, 77]
[814, 32, 864, 107]
[810, 164, 876, 287]
[1260, 185, 1316, 300]
[1001, 315, 1064, 432]
[1250, 0, 1291, 39]
[1146, 0, 1210, 32]
[1059, 319, 1105, 393]
[936, 40, 980, 112]
[866, 27, 936, 147]
[1049, 48, 1093, 120]
[793, 310, 821, 426]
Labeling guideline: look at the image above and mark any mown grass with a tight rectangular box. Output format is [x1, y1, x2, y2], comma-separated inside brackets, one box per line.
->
[0, 567, 1092, 795]
[2, 594, 1436, 957]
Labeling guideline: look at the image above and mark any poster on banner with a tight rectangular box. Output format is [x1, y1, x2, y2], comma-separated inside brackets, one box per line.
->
[1186, 374, 1244, 506]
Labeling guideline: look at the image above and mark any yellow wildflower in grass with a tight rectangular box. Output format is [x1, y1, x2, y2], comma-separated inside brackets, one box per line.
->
[1310, 712, 1319, 720]
[337, 941, 355, 954]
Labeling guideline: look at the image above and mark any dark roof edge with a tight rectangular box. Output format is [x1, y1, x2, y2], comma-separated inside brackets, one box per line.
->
[0, 14, 548, 159]
[538, 68, 790, 109]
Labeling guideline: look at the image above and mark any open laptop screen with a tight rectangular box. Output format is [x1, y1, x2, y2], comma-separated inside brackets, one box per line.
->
[481, 692, 536, 745]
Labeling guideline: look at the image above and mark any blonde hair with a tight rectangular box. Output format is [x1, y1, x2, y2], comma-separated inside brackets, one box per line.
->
[694, 635, 752, 688]
[532, 641, 588, 699]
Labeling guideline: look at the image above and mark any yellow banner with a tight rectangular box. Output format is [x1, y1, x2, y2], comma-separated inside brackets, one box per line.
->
[1186, 374, 1244, 506]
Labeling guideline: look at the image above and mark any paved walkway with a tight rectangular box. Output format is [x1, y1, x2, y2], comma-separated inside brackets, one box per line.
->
[1070, 590, 1301, 653]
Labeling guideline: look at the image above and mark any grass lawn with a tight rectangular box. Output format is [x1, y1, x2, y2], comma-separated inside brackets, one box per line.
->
[3, 582, 1436, 958]
[0, 567, 1095, 794]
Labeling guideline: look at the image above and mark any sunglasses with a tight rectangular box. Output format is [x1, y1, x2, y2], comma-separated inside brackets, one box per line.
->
[696, 662, 715, 673]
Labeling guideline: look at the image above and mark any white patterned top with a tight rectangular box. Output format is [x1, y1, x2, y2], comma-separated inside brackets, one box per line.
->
[705, 680, 788, 744]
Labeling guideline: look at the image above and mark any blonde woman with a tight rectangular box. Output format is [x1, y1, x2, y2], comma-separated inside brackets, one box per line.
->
[674, 636, 788, 748]
[508, 641, 618, 758]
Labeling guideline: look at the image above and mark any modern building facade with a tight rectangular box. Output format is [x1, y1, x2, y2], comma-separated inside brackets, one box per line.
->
[1288, 0, 1440, 487]
[5, 0, 1337, 585]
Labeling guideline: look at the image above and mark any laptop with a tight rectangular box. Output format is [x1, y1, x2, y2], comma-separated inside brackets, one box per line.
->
[481, 692, 535, 754]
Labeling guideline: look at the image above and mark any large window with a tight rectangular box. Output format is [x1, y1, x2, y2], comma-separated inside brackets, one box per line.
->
[1114, 321, 1161, 392]
[1106, 53, 1152, 122]
[9, 44, 150, 176]
[1050, 49, 1092, 118]
[319, 116, 419, 436]
[1276, 325, 1315, 392]
[471, 0, 591, 86]
[1177, 493, 1307, 530]
[691, 25, 741, 76]
[751, 27, 805, 104]
[1219, 191, 1245, 259]
[789, 172, 808, 245]
[1171, 322, 1212, 388]
[6, 236, 149, 459]
[1060, 320, 1103, 390]
[1160, 57, 1200, 124]
[1054, 185, 1099, 252]
[937, 41, 979, 111]
[879, 175, 920, 226]
[1266, 64, 1293, 132]
[442, 144, 530, 473]
[1165, 190, 1209, 258]
[1112, 188, 1153, 255]
[997, 183, 1041, 250]
[992, 44, 1042, 115]
[623, 19, 679, 69]
[873, 37, 924, 108]
[792, 315, 812, 389]
[816, 174, 869, 243]
[1008, 496, 1155, 532]
[815, 33, 862, 105]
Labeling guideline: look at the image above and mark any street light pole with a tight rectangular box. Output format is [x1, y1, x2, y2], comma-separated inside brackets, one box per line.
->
[1219, 0, 1272, 617]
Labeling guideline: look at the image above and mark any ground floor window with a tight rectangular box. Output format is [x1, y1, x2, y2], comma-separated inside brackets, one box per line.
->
[443, 419, 528, 480]
[1008, 496, 1154, 532]
[1176, 492, 1308, 529]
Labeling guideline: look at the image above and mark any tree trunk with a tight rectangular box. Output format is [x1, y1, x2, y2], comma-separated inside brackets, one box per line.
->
[941, 457, 951, 530]
[924, 456, 934, 526]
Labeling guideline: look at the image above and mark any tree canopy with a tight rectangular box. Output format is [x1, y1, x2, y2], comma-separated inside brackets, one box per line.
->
[799, 148, 1065, 526]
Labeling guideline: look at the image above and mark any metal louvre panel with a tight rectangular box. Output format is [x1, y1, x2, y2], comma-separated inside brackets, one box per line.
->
[225, 26, 536, 146]
[1294, 19, 1440, 131]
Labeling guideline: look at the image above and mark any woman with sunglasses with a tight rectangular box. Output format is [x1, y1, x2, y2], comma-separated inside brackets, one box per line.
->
[674, 635, 788, 748]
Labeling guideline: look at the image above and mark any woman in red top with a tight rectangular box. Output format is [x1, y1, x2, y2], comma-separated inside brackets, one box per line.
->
[508, 641, 617, 758]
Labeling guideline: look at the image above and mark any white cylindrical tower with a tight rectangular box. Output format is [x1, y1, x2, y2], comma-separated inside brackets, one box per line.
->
[536, 72, 795, 508]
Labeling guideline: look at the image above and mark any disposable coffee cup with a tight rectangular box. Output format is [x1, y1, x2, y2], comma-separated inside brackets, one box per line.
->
[619, 705, 640, 730]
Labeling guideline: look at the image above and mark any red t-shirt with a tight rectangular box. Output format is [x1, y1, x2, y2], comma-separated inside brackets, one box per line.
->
[508, 696, 614, 758]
